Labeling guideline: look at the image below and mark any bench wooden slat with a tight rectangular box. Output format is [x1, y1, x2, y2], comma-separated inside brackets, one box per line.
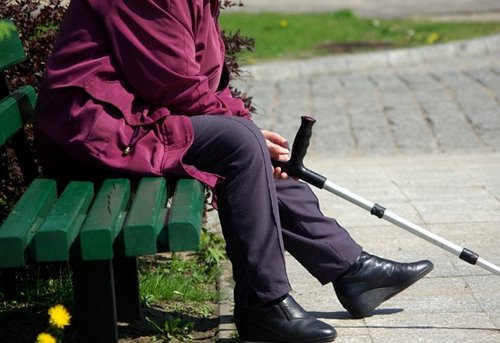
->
[0, 85, 36, 146]
[80, 179, 131, 261]
[0, 20, 25, 72]
[123, 178, 168, 256]
[165, 179, 205, 251]
[0, 179, 57, 268]
[35, 182, 94, 262]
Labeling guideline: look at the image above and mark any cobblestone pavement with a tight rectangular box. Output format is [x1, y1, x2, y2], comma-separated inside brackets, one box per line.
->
[233, 37, 500, 158]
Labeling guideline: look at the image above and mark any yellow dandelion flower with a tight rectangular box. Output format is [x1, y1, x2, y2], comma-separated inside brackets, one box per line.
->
[36, 332, 57, 343]
[48, 304, 71, 329]
[426, 32, 439, 45]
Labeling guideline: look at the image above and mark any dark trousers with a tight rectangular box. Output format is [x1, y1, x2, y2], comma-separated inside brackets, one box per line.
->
[184, 115, 362, 307]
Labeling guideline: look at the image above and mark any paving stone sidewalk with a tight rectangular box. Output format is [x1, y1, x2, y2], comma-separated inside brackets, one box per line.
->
[216, 153, 500, 342]
[284, 154, 500, 343]
[234, 35, 500, 158]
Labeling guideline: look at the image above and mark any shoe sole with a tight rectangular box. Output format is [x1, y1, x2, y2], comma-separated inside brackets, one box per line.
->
[238, 335, 337, 343]
[337, 263, 434, 319]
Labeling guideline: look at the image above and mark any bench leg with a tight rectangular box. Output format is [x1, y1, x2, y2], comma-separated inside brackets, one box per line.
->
[113, 256, 142, 322]
[71, 259, 118, 343]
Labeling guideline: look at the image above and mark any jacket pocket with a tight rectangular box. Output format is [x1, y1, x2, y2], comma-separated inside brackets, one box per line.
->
[83, 106, 129, 157]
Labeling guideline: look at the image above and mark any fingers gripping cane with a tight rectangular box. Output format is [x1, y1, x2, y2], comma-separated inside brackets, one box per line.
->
[274, 116, 500, 276]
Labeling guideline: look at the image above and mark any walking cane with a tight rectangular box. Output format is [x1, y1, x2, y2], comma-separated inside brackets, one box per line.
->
[274, 115, 500, 276]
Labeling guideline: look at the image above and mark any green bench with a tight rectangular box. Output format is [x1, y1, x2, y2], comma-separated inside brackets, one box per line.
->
[0, 19, 205, 342]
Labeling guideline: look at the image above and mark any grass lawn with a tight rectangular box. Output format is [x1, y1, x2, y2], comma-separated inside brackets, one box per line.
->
[219, 10, 500, 63]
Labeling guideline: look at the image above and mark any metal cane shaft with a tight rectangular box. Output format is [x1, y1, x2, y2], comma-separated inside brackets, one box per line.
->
[476, 257, 500, 276]
[323, 180, 374, 212]
[323, 180, 500, 276]
[280, 116, 500, 276]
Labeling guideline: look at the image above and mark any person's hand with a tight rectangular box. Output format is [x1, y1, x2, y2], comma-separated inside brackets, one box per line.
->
[261, 129, 290, 179]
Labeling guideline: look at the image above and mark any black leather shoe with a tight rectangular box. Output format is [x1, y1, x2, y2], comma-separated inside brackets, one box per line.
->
[333, 252, 434, 318]
[234, 294, 337, 342]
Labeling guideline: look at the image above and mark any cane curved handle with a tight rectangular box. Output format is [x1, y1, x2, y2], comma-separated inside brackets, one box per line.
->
[274, 116, 327, 189]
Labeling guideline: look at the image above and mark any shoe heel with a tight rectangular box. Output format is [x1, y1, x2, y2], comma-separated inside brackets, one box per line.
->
[337, 288, 389, 318]
[235, 320, 269, 342]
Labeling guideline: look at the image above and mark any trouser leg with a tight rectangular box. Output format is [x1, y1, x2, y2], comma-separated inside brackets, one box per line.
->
[183, 115, 291, 307]
[276, 178, 363, 284]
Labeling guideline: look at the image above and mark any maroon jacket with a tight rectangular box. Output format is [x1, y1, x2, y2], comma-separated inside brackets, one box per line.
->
[34, 0, 250, 187]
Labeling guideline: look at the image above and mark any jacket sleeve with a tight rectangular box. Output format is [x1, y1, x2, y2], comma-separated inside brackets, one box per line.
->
[101, 0, 250, 118]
